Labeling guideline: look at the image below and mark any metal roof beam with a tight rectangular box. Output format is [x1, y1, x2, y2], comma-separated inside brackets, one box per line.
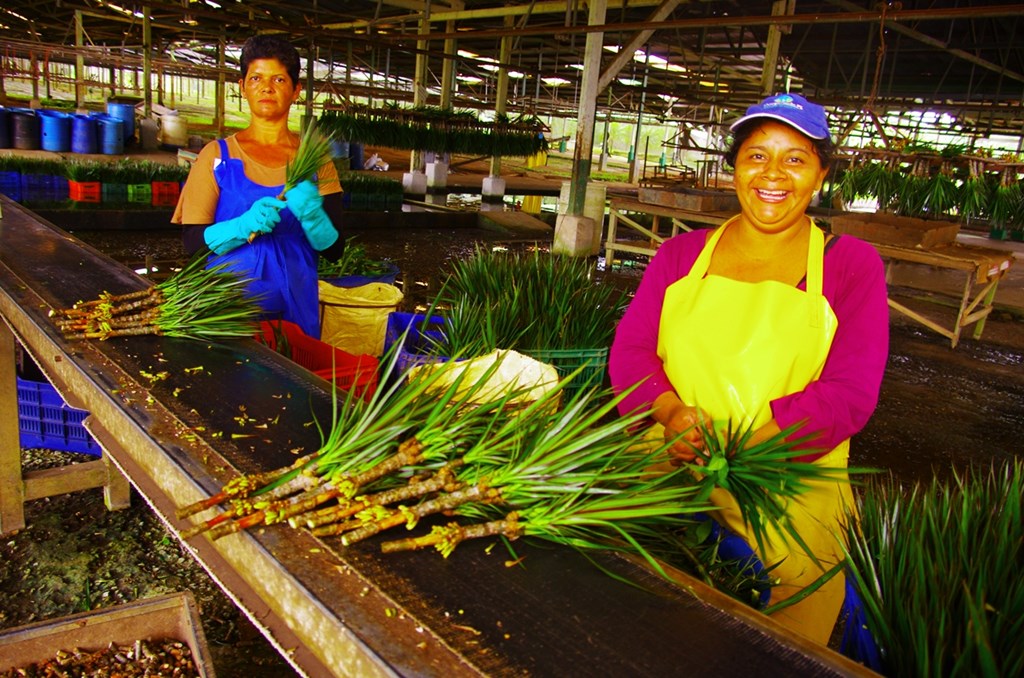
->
[825, 0, 1024, 86]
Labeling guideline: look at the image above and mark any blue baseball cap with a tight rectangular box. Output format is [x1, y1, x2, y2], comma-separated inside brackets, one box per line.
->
[729, 93, 830, 140]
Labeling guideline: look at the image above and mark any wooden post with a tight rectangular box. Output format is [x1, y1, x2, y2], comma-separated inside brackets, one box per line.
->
[0, 320, 26, 535]
[440, 21, 457, 110]
[760, 0, 793, 96]
[489, 15, 514, 179]
[215, 32, 226, 138]
[410, 13, 431, 173]
[74, 11, 85, 107]
[143, 7, 152, 119]
[568, 0, 607, 217]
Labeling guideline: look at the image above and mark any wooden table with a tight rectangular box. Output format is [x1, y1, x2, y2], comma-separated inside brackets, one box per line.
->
[602, 200, 1015, 348]
[604, 196, 731, 269]
[0, 196, 874, 678]
[872, 241, 1015, 348]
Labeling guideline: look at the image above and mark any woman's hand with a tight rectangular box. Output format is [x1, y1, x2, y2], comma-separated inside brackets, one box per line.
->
[652, 391, 710, 465]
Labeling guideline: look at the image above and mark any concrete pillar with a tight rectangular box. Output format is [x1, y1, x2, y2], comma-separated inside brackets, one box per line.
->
[553, 215, 598, 257]
[558, 181, 607, 255]
[563, 0, 606, 258]
[426, 161, 448, 189]
[402, 171, 427, 199]
[481, 176, 506, 212]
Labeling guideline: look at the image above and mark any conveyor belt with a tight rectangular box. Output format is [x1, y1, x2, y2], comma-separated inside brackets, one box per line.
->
[0, 195, 874, 677]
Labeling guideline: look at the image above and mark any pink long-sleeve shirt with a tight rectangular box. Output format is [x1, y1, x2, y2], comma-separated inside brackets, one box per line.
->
[608, 228, 890, 462]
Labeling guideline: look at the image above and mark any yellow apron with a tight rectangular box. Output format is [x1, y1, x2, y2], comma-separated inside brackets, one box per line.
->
[656, 218, 854, 644]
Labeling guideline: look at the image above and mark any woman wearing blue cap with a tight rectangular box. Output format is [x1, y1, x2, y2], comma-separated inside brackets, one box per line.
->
[173, 35, 344, 339]
[609, 93, 889, 643]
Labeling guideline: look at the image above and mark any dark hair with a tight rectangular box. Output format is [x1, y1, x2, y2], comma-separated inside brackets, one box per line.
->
[723, 118, 835, 171]
[240, 35, 301, 86]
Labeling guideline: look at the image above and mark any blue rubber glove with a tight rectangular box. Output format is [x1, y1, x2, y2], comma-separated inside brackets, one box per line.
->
[203, 196, 286, 255]
[285, 180, 339, 251]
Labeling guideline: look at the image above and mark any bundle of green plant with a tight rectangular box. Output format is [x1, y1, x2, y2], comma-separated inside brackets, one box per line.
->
[335, 171, 403, 197]
[18, 157, 67, 178]
[63, 160, 106, 182]
[50, 254, 261, 341]
[319, 107, 546, 157]
[684, 419, 866, 561]
[317, 237, 395, 278]
[151, 162, 190, 183]
[843, 461, 1024, 677]
[433, 247, 628, 356]
[959, 159, 994, 222]
[988, 167, 1023, 229]
[177, 350, 535, 540]
[248, 119, 335, 243]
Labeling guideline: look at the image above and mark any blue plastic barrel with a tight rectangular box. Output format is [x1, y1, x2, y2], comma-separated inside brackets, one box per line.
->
[10, 109, 40, 150]
[332, 139, 350, 162]
[39, 110, 71, 152]
[349, 142, 364, 170]
[0, 108, 10, 148]
[95, 114, 124, 154]
[105, 101, 136, 144]
[71, 114, 98, 154]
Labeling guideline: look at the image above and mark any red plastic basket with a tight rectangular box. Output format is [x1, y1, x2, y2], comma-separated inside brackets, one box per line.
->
[68, 180, 101, 203]
[257, 320, 378, 400]
[151, 181, 181, 206]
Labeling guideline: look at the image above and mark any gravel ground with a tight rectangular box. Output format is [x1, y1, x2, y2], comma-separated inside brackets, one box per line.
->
[0, 449, 298, 677]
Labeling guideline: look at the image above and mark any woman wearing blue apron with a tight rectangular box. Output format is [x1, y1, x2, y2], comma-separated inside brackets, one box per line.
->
[610, 94, 890, 644]
[174, 35, 343, 339]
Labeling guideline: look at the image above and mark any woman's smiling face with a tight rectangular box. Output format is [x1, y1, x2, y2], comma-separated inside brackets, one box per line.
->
[733, 120, 828, 235]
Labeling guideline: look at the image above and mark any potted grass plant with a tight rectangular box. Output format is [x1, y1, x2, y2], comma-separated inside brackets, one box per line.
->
[318, 237, 399, 286]
[842, 461, 1023, 676]
[419, 247, 627, 393]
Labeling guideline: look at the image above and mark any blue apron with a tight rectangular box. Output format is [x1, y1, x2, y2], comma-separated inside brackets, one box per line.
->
[208, 138, 321, 338]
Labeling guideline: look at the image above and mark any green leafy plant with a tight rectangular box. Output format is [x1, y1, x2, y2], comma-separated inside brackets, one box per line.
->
[317, 237, 395, 279]
[433, 247, 627, 355]
[51, 253, 261, 341]
[843, 461, 1024, 677]
[319, 106, 547, 157]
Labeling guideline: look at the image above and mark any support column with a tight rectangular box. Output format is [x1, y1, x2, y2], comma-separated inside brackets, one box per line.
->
[304, 39, 316, 128]
[215, 33, 226, 138]
[74, 12, 85, 108]
[427, 19, 458, 202]
[760, 0, 793, 96]
[555, 0, 607, 257]
[408, 13, 430, 173]
[0, 321, 25, 535]
[143, 8, 152, 119]
[629, 51, 651, 184]
[483, 15, 515, 211]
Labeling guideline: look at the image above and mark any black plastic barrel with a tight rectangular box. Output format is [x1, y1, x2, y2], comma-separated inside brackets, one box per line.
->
[10, 108, 40, 150]
[39, 110, 72, 152]
[71, 114, 98, 154]
[0, 108, 10, 148]
[96, 115, 124, 154]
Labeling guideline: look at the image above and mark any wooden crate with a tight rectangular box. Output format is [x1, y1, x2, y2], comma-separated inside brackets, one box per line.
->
[638, 186, 739, 212]
[829, 212, 960, 249]
[0, 592, 216, 676]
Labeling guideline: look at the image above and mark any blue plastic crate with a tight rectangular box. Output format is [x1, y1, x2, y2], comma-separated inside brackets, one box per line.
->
[0, 170, 22, 201]
[19, 173, 68, 203]
[17, 377, 102, 456]
[322, 262, 400, 288]
[383, 311, 450, 378]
